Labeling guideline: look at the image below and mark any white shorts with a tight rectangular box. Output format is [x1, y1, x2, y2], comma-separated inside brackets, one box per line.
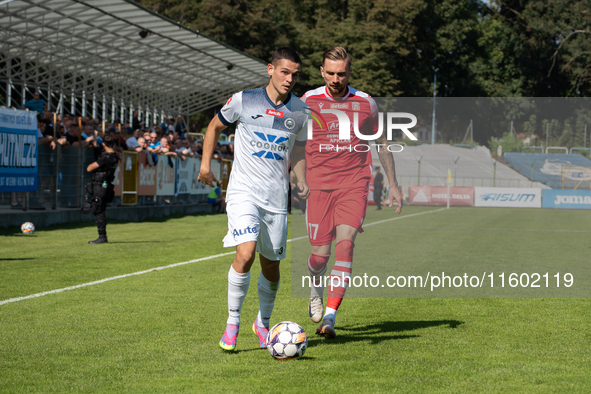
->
[223, 199, 288, 261]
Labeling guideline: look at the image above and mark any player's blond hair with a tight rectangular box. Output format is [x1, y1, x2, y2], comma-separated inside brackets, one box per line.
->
[322, 47, 352, 70]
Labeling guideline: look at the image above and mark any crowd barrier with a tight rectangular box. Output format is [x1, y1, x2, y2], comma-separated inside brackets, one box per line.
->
[112, 151, 222, 201]
[0, 145, 225, 211]
[407, 185, 591, 209]
[408, 186, 474, 206]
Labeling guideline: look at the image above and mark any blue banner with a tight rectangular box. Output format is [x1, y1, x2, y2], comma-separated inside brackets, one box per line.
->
[504, 153, 591, 189]
[542, 189, 591, 209]
[0, 108, 39, 192]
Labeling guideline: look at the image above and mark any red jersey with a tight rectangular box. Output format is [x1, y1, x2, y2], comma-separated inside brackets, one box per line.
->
[302, 86, 377, 190]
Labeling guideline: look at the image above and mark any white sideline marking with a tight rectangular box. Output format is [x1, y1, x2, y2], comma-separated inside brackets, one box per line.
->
[0, 208, 444, 306]
[363, 207, 447, 228]
[0, 252, 235, 306]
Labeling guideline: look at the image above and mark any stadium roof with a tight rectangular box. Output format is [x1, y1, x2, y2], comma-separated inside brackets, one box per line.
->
[0, 0, 269, 118]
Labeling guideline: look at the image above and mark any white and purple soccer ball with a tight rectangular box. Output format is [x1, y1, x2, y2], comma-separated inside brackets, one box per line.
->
[266, 321, 307, 360]
[20, 222, 35, 235]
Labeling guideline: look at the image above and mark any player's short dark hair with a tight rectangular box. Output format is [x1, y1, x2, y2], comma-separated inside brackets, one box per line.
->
[271, 47, 302, 66]
[103, 134, 115, 148]
[322, 47, 352, 70]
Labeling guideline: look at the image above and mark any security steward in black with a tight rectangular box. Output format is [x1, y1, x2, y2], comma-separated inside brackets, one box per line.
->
[373, 166, 384, 210]
[82, 135, 119, 244]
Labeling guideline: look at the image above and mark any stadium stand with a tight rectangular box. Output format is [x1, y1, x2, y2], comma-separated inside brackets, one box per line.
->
[372, 144, 550, 191]
[504, 153, 591, 189]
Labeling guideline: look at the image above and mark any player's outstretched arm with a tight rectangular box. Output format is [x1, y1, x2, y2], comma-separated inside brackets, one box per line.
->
[291, 143, 309, 200]
[375, 134, 403, 213]
[198, 115, 227, 187]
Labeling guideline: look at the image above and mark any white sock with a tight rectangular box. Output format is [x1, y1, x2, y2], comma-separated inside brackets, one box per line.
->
[257, 273, 280, 329]
[324, 307, 337, 323]
[227, 266, 250, 326]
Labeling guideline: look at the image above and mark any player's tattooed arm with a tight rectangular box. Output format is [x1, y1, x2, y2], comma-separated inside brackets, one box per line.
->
[375, 133, 403, 213]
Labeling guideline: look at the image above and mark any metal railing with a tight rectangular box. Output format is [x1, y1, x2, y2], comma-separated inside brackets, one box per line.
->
[1, 146, 210, 211]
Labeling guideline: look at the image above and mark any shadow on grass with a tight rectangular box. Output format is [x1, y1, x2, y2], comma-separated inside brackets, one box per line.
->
[228, 347, 266, 354]
[0, 257, 36, 261]
[307, 319, 463, 348]
[229, 347, 316, 360]
[107, 241, 164, 244]
[0, 211, 226, 234]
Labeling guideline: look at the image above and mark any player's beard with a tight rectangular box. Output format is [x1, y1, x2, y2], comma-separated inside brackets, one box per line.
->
[328, 84, 346, 97]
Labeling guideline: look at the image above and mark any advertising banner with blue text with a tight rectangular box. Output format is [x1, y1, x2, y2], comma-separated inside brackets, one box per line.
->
[474, 187, 541, 208]
[542, 189, 591, 209]
[0, 108, 39, 192]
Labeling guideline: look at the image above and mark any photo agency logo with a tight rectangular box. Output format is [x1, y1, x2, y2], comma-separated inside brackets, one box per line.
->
[305, 98, 418, 153]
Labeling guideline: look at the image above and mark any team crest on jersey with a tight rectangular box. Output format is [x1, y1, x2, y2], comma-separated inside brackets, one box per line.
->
[352, 102, 360, 111]
[284, 118, 295, 130]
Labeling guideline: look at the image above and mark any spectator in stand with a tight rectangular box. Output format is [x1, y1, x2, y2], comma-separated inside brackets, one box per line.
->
[109, 127, 127, 151]
[226, 142, 234, 160]
[160, 136, 174, 155]
[56, 124, 66, 139]
[132, 109, 144, 131]
[193, 140, 203, 157]
[220, 144, 230, 159]
[175, 116, 186, 137]
[136, 137, 148, 152]
[42, 112, 56, 139]
[77, 123, 95, 146]
[212, 142, 224, 160]
[167, 118, 175, 134]
[60, 122, 82, 147]
[207, 181, 226, 213]
[112, 120, 121, 133]
[171, 138, 183, 159]
[63, 117, 72, 134]
[24, 91, 47, 115]
[160, 117, 169, 134]
[148, 132, 162, 154]
[125, 127, 140, 150]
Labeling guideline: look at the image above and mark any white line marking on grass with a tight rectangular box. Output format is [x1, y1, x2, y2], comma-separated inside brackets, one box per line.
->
[0, 252, 235, 306]
[1, 208, 445, 306]
[363, 207, 447, 228]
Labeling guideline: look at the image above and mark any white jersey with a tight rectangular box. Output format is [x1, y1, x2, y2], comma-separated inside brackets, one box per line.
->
[218, 87, 308, 213]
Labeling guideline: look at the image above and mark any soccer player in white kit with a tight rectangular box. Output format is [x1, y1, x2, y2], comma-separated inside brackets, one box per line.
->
[198, 48, 310, 351]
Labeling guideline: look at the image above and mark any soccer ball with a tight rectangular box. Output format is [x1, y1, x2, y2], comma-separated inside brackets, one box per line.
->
[266, 321, 307, 360]
[21, 222, 35, 235]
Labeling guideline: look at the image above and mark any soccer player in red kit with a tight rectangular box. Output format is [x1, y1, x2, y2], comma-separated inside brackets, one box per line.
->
[302, 47, 403, 338]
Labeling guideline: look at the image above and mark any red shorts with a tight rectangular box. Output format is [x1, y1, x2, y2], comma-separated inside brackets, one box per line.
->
[305, 187, 368, 246]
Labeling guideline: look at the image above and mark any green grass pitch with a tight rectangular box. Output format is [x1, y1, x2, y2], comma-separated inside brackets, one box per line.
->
[1, 207, 590, 393]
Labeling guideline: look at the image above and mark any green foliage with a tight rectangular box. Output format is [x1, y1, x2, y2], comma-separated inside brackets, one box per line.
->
[489, 132, 523, 154]
[136, 0, 591, 145]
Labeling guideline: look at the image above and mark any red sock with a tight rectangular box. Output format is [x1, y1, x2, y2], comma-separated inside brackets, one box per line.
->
[308, 253, 330, 290]
[326, 240, 354, 310]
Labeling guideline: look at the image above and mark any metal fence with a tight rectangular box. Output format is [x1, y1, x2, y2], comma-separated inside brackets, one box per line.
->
[1, 145, 208, 211]
[392, 159, 549, 189]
